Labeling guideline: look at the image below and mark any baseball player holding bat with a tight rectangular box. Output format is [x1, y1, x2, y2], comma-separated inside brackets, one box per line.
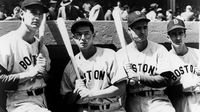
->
[165, 18, 200, 112]
[0, 0, 51, 112]
[60, 19, 127, 112]
[116, 11, 175, 112]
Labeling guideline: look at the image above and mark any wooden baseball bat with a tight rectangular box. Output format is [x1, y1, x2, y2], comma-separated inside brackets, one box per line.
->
[56, 18, 81, 79]
[38, 13, 47, 54]
[199, 22, 200, 68]
[112, 8, 130, 62]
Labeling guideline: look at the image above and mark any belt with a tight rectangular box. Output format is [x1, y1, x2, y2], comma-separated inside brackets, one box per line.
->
[27, 88, 44, 96]
[129, 90, 164, 97]
[81, 104, 110, 110]
[80, 101, 121, 111]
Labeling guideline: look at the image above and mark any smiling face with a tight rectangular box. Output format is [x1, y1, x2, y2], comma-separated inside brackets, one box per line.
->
[73, 26, 94, 50]
[22, 5, 44, 31]
[168, 28, 186, 47]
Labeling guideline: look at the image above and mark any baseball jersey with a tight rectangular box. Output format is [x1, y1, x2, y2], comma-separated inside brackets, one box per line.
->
[60, 47, 127, 105]
[116, 40, 171, 92]
[0, 30, 51, 103]
[168, 47, 200, 92]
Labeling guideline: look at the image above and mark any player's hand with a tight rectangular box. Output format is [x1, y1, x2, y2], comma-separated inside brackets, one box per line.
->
[78, 88, 90, 98]
[78, 88, 95, 99]
[74, 79, 86, 93]
[124, 63, 139, 79]
[36, 53, 47, 74]
[26, 66, 42, 78]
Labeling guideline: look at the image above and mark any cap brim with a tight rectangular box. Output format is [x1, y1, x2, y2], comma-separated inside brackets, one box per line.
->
[71, 20, 93, 34]
[128, 18, 150, 27]
[22, 3, 48, 13]
[168, 26, 186, 32]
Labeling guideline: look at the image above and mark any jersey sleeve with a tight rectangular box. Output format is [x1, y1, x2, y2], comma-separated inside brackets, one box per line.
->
[0, 39, 19, 90]
[111, 49, 128, 84]
[60, 61, 79, 104]
[156, 46, 172, 74]
[0, 64, 19, 90]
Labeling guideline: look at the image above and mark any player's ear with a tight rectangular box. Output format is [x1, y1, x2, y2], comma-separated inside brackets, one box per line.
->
[72, 35, 75, 40]
[166, 34, 170, 39]
[166, 34, 173, 43]
[92, 32, 96, 37]
[183, 30, 186, 38]
[127, 27, 132, 35]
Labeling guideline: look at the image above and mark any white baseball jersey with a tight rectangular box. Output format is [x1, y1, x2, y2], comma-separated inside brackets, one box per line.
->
[0, 30, 51, 107]
[60, 47, 127, 105]
[116, 40, 171, 92]
[168, 47, 200, 92]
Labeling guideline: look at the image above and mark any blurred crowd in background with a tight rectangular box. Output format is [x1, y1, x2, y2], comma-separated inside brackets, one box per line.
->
[0, 0, 200, 22]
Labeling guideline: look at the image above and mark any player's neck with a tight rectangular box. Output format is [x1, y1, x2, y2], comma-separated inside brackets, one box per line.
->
[81, 45, 97, 60]
[173, 44, 188, 56]
[135, 40, 148, 52]
[18, 23, 36, 44]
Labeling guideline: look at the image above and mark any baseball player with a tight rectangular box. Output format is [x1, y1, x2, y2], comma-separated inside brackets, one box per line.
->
[165, 18, 200, 112]
[60, 19, 127, 112]
[116, 11, 175, 112]
[0, 0, 51, 112]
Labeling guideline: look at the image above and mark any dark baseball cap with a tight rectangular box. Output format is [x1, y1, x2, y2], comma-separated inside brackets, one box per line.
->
[128, 11, 150, 27]
[71, 19, 94, 34]
[167, 18, 186, 33]
[21, 0, 48, 13]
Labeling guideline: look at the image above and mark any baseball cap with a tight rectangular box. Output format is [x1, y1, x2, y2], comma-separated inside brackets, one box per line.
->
[150, 3, 158, 10]
[21, 0, 48, 13]
[71, 19, 94, 34]
[127, 11, 150, 27]
[167, 18, 186, 33]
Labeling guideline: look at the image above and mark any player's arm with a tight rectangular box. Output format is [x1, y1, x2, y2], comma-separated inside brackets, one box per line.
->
[132, 46, 174, 88]
[88, 52, 127, 98]
[60, 61, 80, 104]
[0, 66, 41, 90]
[0, 61, 46, 84]
[141, 46, 174, 88]
[37, 45, 51, 81]
[87, 80, 126, 99]
[139, 71, 173, 88]
[0, 65, 19, 90]
[78, 54, 127, 99]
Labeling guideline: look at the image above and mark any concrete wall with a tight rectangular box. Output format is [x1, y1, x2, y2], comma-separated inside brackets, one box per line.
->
[0, 21, 199, 112]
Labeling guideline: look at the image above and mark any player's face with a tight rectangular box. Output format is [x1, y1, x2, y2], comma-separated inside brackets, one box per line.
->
[73, 26, 94, 50]
[22, 6, 44, 31]
[168, 28, 186, 46]
[129, 21, 148, 43]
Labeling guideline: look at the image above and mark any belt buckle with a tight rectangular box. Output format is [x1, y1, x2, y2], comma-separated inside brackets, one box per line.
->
[148, 91, 153, 96]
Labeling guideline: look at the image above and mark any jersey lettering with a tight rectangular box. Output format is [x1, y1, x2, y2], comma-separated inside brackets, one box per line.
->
[83, 70, 106, 80]
[172, 65, 197, 80]
[19, 61, 27, 69]
[23, 57, 31, 66]
[131, 63, 157, 75]
[19, 55, 37, 69]
[32, 55, 37, 65]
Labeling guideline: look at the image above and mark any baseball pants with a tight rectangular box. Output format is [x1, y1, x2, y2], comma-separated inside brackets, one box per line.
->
[125, 94, 175, 112]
